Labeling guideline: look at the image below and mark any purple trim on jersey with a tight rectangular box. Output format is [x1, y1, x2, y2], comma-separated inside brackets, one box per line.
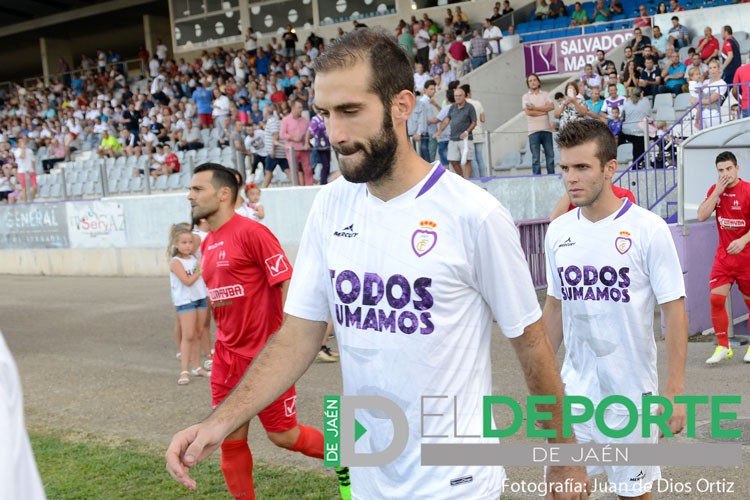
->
[614, 199, 633, 220]
[416, 164, 446, 199]
[577, 208, 581, 220]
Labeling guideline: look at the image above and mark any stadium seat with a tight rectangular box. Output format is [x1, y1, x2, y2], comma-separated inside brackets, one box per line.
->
[653, 93, 673, 109]
[69, 182, 84, 197]
[674, 93, 692, 111]
[617, 143, 633, 165]
[735, 31, 749, 42]
[39, 184, 51, 198]
[131, 177, 144, 193]
[154, 175, 168, 191]
[167, 173, 182, 190]
[49, 183, 62, 198]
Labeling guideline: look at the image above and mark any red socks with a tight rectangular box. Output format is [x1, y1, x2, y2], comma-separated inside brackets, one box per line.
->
[221, 440, 255, 500]
[289, 425, 325, 459]
[710, 293, 729, 348]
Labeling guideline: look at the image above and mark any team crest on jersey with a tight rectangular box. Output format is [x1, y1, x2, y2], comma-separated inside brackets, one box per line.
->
[412, 220, 438, 257]
[615, 231, 632, 255]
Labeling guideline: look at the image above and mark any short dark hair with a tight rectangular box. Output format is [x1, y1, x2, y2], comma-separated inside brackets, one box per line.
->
[460, 83, 471, 95]
[644, 55, 655, 63]
[446, 89, 455, 103]
[716, 151, 737, 166]
[671, 15, 679, 21]
[447, 80, 460, 91]
[723, 25, 733, 35]
[556, 119, 617, 169]
[313, 28, 413, 110]
[423, 79, 436, 90]
[194, 162, 239, 203]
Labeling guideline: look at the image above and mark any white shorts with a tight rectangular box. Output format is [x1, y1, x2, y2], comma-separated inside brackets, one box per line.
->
[447, 139, 474, 163]
[571, 408, 660, 497]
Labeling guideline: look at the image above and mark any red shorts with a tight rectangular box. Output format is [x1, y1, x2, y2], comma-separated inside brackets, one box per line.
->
[709, 256, 750, 295]
[211, 341, 298, 433]
[17, 172, 37, 188]
[199, 113, 214, 127]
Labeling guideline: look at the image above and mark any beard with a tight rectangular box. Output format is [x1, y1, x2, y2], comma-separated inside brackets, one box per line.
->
[333, 111, 398, 184]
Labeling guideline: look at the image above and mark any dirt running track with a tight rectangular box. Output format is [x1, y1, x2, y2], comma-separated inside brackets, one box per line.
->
[2, 275, 749, 499]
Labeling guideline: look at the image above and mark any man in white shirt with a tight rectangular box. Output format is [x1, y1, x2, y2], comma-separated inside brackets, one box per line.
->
[483, 18, 503, 58]
[167, 27, 589, 500]
[543, 119, 687, 498]
[414, 22, 431, 69]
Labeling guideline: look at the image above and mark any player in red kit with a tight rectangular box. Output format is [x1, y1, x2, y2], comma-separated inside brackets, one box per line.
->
[697, 151, 750, 364]
[181, 163, 324, 499]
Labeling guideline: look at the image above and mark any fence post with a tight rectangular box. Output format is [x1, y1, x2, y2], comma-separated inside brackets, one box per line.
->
[485, 130, 492, 175]
[289, 146, 298, 186]
[99, 160, 109, 198]
[60, 167, 68, 200]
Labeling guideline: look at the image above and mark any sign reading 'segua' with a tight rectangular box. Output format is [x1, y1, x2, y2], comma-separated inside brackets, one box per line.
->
[524, 30, 633, 76]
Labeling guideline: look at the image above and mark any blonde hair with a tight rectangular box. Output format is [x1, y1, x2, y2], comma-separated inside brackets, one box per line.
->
[167, 223, 192, 258]
[687, 66, 700, 80]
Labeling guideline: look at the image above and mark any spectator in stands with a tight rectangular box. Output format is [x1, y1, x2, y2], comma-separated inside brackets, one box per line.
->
[502, 0, 514, 15]
[283, 25, 298, 59]
[639, 55, 662, 97]
[435, 89, 454, 167]
[398, 25, 415, 60]
[414, 22, 431, 68]
[659, 51, 687, 95]
[41, 138, 66, 173]
[441, 62, 457, 86]
[177, 120, 203, 151]
[462, 84, 487, 177]
[696, 27, 720, 62]
[592, 50, 610, 75]
[554, 82, 588, 129]
[629, 27, 651, 71]
[651, 26, 668, 59]
[414, 62, 430, 93]
[469, 29, 490, 69]
[448, 35, 468, 77]
[730, 60, 750, 119]
[592, 0, 611, 23]
[570, 2, 590, 26]
[720, 25, 741, 85]
[689, 52, 709, 80]
[605, 69, 626, 96]
[609, 0, 623, 15]
[580, 64, 601, 96]
[695, 58, 728, 129]
[159, 144, 180, 177]
[98, 129, 122, 158]
[608, 106, 623, 141]
[657, 1, 668, 13]
[535, 0, 551, 19]
[620, 88, 651, 168]
[0, 164, 19, 203]
[669, 0, 685, 12]
[633, 5, 651, 28]
[522, 73, 555, 175]
[483, 19, 503, 57]
[490, 4, 503, 22]
[120, 127, 140, 157]
[668, 16, 689, 50]
[605, 82, 626, 116]
[280, 99, 313, 186]
[584, 87, 608, 122]
[452, 6, 470, 34]
[434, 86, 476, 178]
[621, 46, 634, 74]
[548, 0, 566, 19]
[192, 81, 213, 128]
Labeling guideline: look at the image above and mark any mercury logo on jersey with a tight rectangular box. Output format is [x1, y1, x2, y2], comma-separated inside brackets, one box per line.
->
[329, 269, 434, 335]
[718, 216, 746, 230]
[333, 224, 359, 238]
[557, 265, 631, 303]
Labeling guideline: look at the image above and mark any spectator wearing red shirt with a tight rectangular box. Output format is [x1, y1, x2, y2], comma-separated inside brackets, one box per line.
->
[696, 27, 720, 62]
[633, 5, 651, 28]
[448, 34, 469, 77]
[732, 61, 750, 118]
[163, 144, 180, 174]
[669, 0, 685, 11]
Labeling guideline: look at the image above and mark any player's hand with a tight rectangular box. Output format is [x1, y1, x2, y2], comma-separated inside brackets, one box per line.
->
[546, 465, 590, 499]
[658, 392, 686, 438]
[715, 174, 731, 195]
[727, 239, 747, 255]
[165, 423, 225, 490]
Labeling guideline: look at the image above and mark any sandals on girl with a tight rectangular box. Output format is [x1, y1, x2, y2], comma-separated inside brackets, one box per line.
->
[177, 371, 190, 385]
[191, 367, 211, 378]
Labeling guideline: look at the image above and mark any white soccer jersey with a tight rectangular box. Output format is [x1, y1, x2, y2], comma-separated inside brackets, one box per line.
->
[286, 163, 541, 499]
[545, 200, 685, 414]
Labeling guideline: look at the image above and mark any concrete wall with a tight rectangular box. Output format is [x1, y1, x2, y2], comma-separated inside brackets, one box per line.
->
[0, 174, 565, 276]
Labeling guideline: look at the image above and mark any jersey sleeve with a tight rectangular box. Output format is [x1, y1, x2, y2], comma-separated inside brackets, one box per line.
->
[473, 205, 542, 338]
[245, 224, 293, 287]
[646, 220, 686, 304]
[705, 184, 716, 200]
[284, 195, 331, 322]
[545, 223, 563, 299]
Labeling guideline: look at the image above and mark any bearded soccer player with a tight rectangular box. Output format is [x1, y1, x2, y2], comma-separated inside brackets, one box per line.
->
[697, 151, 750, 364]
[543, 120, 687, 499]
[185, 163, 324, 499]
[168, 29, 589, 499]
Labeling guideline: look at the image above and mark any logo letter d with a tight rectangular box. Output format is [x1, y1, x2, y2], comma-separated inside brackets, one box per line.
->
[340, 396, 408, 467]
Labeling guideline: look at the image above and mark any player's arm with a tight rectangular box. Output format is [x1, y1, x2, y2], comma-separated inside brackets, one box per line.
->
[696, 185, 722, 221]
[541, 295, 564, 353]
[278, 279, 289, 309]
[660, 297, 687, 436]
[510, 320, 590, 498]
[166, 315, 327, 490]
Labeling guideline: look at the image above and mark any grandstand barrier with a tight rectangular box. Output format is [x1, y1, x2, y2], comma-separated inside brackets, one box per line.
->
[0, 174, 568, 275]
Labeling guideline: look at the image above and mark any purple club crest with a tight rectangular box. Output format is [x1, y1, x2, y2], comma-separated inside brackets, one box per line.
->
[412, 224, 438, 257]
[615, 236, 632, 255]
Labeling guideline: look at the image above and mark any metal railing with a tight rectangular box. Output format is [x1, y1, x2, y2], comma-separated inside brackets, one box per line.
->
[21, 57, 143, 89]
